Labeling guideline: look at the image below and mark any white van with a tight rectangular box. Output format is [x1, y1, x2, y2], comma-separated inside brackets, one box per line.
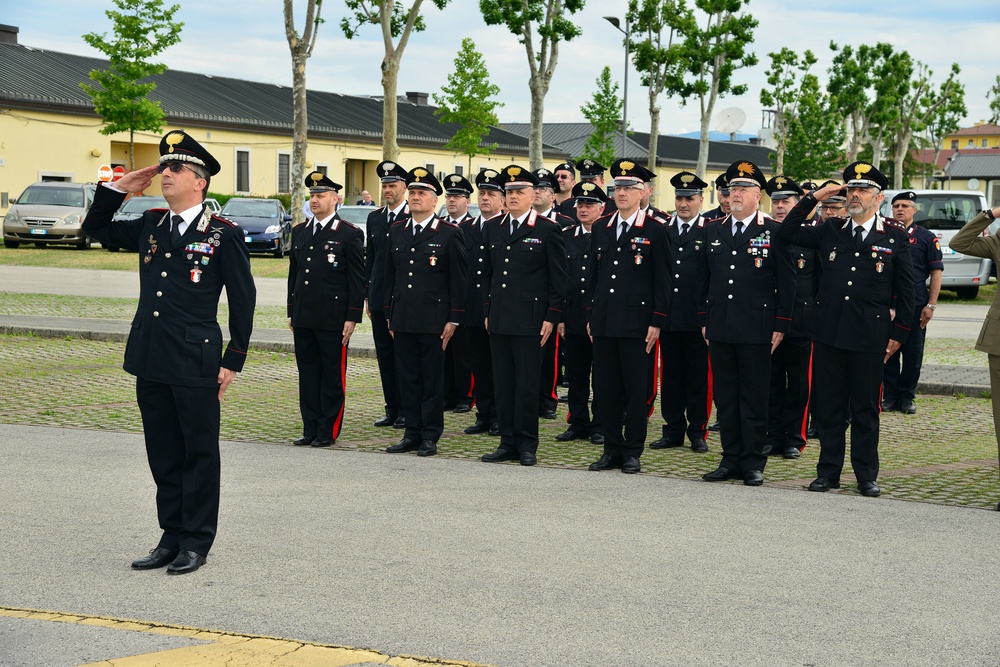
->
[879, 189, 991, 299]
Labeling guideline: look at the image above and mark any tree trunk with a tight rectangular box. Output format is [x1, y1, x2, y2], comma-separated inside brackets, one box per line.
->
[382, 54, 400, 162]
[528, 74, 545, 170]
[291, 53, 309, 226]
[893, 128, 912, 189]
[128, 128, 135, 172]
[870, 131, 884, 171]
[647, 94, 660, 174]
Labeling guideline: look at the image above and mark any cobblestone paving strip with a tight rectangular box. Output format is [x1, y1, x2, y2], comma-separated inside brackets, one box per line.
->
[1, 334, 996, 509]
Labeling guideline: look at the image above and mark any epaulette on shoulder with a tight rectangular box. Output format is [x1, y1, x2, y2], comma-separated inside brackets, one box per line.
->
[149, 207, 168, 213]
[884, 217, 906, 231]
[649, 212, 671, 225]
[390, 218, 407, 227]
[339, 219, 360, 230]
[703, 215, 725, 224]
[439, 218, 459, 228]
[211, 214, 237, 227]
[562, 223, 579, 234]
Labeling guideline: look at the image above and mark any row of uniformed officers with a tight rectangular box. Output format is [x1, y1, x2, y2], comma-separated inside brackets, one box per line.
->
[288, 156, 917, 496]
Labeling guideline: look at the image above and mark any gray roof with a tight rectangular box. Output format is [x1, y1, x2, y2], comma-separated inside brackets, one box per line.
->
[501, 122, 773, 171]
[0, 42, 562, 155]
[946, 153, 1000, 178]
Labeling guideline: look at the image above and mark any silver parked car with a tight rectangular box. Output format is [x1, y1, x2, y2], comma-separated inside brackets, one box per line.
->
[3, 181, 98, 249]
[880, 189, 992, 299]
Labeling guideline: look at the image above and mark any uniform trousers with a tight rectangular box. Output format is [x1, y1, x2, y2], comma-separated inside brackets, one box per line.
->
[592, 336, 650, 460]
[136, 377, 221, 556]
[645, 340, 660, 417]
[539, 334, 560, 413]
[444, 342, 474, 408]
[369, 309, 399, 418]
[988, 355, 1000, 476]
[882, 305, 927, 403]
[812, 341, 883, 482]
[491, 333, 544, 454]
[709, 341, 771, 473]
[393, 331, 445, 443]
[293, 327, 348, 441]
[563, 332, 598, 434]
[767, 335, 812, 451]
[660, 330, 711, 443]
[457, 325, 496, 422]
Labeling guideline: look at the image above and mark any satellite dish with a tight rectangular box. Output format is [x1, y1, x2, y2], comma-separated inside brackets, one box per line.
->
[713, 107, 747, 141]
[968, 178, 980, 190]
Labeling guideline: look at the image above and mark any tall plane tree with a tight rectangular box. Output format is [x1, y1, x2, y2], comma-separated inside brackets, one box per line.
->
[284, 0, 324, 226]
[81, 0, 182, 171]
[664, 0, 758, 178]
[432, 38, 504, 172]
[989, 75, 1000, 125]
[627, 0, 690, 173]
[759, 47, 816, 175]
[481, 0, 586, 169]
[782, 74, 844, 182]
[342, 0, 450, 162]
[579, 66, 623, 167]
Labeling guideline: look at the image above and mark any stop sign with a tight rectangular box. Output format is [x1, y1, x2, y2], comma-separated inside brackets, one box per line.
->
[112, 166, 125, 182]
[97, 164, 113, 182]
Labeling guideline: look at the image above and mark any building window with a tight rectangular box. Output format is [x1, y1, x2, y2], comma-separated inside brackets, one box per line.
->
[984, 139, 989, 148]
[277, 153, 291, 193]
[951, 139, 959, 149]
[316, 164, 328, 176]
[454, 165, 464, 177]
[236, 149, 250, 193]
[968, 140, 974, 147]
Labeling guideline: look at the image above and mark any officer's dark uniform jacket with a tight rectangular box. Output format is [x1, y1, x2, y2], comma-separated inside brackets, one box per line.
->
[786, 220, 821, 339]
[384, 216, 467, 333]
[587, 209, 671, 337]
[482, 210, 568, 335]
[82, 186, 255, 388]
[907, 223, 944, 306]
[664, 213, 708, 332]
[777, 196, 914, 351]
[537, 207, 576, 229]
[562, 224, 596, 335]
[366, 202, 410, 307]
[460, 213, 502, 327]
[699, 211, 795, 344]
[287, 217, 365, 329]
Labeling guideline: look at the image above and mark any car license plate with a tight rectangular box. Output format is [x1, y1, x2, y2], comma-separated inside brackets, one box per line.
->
[940, 246, 956, 255]
[30, 229, 48, 235]
[244, 236, 252, 243]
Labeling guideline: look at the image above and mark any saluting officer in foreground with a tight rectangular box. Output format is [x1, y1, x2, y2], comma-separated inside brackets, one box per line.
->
[287, 172, 365, 447]
[366, 161, 410, 429]
[384, 168, 467, 457]
[82, 130, 256, 575]
[587, 160, 671, 475]
[777, 163, 914, 498]
[480, 165, 568, 466]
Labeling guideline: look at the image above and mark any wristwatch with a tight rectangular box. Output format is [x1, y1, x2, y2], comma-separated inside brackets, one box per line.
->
[985, 208, 996, 220]
[927, 304, 937, 310]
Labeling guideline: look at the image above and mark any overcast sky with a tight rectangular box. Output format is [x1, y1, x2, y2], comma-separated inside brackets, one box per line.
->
[7, 1, 1000, 137]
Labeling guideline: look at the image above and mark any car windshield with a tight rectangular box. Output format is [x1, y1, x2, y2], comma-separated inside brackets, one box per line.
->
[882, 194, 982, 231]
[336, 207, 371, 224]
[120, 197, 167, 213]
[222, 200, 279, 218]
[18, 186, 85, 207]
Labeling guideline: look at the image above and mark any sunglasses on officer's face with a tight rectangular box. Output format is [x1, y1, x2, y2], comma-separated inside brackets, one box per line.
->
[158, 163, 192, 174]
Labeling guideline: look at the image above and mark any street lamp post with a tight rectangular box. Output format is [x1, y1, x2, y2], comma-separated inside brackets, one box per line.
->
[603, 16, 629, 158]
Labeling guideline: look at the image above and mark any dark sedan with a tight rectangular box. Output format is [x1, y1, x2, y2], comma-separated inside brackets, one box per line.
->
[105, 195, 168, 252]
[221, 198, 293, 258]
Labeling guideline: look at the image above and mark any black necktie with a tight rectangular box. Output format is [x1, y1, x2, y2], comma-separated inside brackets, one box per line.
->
[854, 225, 865, 249]
[388, 211, 395, 225]
[680, 222, 690, 237]
[170, 215, 183, 245]
[313, 221, 323, 236]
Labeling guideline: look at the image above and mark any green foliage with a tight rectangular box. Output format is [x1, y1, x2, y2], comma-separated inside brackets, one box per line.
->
[480, 0, 586, 44]
[80, 0, 182, 158]
[432, 38, 503, 166]
[782, 74, 845, 182]
[578, 67, 623, 167]
[759, 48, 816, 172]
[341, 0, 449, 39]
[989, 75, 1000, 125]
[628, 0, 688, 94]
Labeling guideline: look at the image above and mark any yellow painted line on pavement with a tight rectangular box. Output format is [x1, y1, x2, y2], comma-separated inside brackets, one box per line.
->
[0, 606, 495, 667]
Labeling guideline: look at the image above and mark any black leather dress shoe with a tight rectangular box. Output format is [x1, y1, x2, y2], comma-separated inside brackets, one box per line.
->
[292, 436, 315, 446]
[881, 399, 898, 412]
[131, 547, 178, 570]
[482, 448, 518, 463]
[707, 421, 720, 432]
[393, 416, 406, 429]
[590, 432, 605, 445]
[166, 550, 206, 575]
[702, 466, 738, 482]
[311, 437, 335, 447]
[899, 399, 917, 415]
[649, 436, 682, 449]
[417, 440, 437, 457]
[386, 438, 419, 453]
[743, 469, 764, 486]
[588, 454, 622, 471]
[555, 428, 587, 442]
[858, 481, 882, 497]
[621, 456, 641, 474]
[782, 446, 801, 459]
[373, 415, 396, 427]
[539, 409, 558, 419]
[519, 451, 537, 466]
[464, 420, 490, 434]
[488, 422, 500, 436]
[453, 403, 472, 414]
[690, 438, 709, 453]
[806, 424, 819, 439]
[807, 476, 841, 492]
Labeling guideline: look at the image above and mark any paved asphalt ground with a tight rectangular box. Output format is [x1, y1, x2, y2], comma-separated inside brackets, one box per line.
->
[2, 264, 999, 666]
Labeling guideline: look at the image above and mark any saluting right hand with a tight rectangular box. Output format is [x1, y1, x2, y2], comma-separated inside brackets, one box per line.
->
[115, 165, 159, 194]
[810, 182, 847, 203]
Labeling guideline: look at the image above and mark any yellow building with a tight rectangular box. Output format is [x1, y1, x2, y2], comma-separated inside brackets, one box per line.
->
[943, 122, 1000, 150]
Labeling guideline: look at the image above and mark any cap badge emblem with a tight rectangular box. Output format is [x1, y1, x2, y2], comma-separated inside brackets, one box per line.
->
[165, 132, 184, 154]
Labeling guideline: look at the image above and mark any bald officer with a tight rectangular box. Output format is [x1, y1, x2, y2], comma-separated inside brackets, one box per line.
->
[288, 172, 364, 447]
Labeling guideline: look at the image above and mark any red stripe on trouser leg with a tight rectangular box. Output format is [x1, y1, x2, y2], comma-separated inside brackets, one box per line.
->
[701, 354, 714, 440]
[547, 335, 560, 401]
[646, 339, 660, 417]
[798, 342, 814, 450]
[330, 345, 348, 441]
